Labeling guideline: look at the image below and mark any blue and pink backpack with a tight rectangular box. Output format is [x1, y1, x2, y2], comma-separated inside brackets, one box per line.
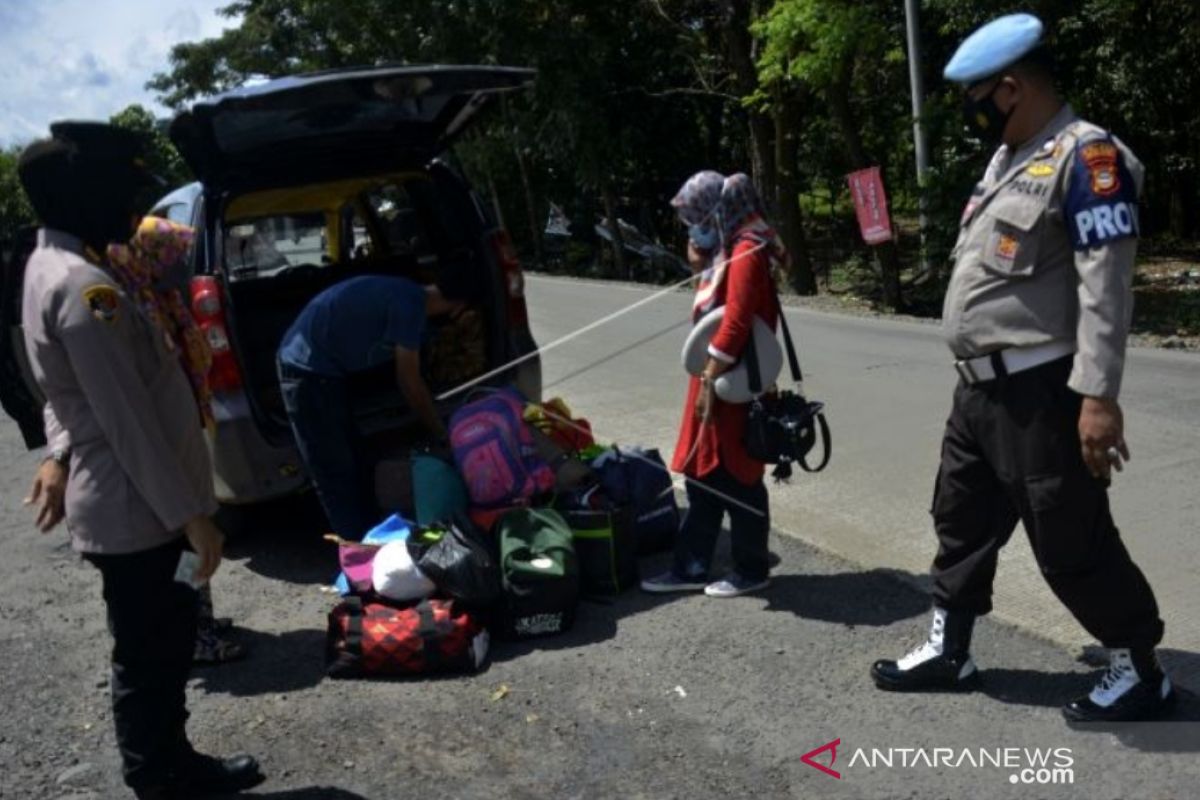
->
[450, 388, 555, 510]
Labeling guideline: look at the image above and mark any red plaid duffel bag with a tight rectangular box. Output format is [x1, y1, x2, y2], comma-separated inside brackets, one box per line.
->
[326, 597, 490, 678]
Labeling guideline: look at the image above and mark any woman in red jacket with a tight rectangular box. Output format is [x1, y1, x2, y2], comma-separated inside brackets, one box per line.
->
[643, 172, 788, 598]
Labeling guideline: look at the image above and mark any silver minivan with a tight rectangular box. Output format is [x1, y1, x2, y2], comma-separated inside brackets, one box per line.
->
[3, 65, 542, 508]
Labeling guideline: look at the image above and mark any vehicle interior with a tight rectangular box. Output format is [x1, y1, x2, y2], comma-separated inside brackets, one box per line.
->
[216, 168, 500, 449]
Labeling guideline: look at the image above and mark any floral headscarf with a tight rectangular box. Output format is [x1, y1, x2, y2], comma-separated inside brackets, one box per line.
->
[671, 170, 726, 227]
[717, 173, 763, 241]
[107, 216, 214, 428]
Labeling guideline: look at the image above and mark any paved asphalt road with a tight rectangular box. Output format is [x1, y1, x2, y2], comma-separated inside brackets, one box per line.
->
[524, 274, 1200, 687]
[0, 275, 1196, 799]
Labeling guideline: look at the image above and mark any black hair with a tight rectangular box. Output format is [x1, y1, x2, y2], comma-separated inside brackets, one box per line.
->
[1010, 45, 1058, 89]
[16, 123, 155, 249]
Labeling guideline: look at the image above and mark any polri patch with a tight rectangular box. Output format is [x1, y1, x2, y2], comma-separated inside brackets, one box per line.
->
[995, 234, 1019, 261]
[1064, 136, 1139, 250]
[82, 285, 119, 323]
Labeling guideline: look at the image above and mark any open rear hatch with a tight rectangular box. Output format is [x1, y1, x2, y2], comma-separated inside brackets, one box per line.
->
[169, 65, 535, 188]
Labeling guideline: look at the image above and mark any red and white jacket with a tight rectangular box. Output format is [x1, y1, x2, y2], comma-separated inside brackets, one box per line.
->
[671, 218, 784, 484]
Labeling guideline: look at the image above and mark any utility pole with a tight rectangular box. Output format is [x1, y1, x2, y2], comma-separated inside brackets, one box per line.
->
[904, 0, 931, 276]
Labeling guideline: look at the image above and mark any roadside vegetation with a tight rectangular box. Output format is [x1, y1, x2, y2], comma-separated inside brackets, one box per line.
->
[1, 0, 1197, 340]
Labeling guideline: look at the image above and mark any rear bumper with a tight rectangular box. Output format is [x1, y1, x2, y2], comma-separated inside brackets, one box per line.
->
[207, 390, 309, 504]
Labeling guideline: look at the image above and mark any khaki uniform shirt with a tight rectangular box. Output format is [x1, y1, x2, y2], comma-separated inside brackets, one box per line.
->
[942, 105, 1144, 398]
[21, 228, 217, 554]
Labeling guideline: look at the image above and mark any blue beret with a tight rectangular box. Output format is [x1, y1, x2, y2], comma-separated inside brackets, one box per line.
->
[944, 13, 1045, 85]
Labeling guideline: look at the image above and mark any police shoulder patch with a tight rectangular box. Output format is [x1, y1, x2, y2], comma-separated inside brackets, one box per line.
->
[82, 284, 120, 324]
[1063, 136, 1139, 250]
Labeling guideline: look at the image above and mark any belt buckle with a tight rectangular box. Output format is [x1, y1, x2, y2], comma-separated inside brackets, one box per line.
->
[954, 359, 979, 385]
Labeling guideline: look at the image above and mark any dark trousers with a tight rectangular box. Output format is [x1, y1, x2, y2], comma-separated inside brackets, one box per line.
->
[673, 466, 771, 581]
[278, 361, 376, 539]
[84, 538, 199, 790]
[931, 357, 1164, 650]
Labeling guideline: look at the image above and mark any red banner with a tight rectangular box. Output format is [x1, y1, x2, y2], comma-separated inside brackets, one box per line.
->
[847, 167, 893, 245]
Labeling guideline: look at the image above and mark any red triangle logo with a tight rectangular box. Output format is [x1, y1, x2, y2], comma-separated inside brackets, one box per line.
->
[801, 738, 842, 779]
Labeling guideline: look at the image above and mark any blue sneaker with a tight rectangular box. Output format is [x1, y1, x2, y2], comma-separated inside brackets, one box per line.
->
[641, 569, 707, 593]
[704, 573, 770, 598]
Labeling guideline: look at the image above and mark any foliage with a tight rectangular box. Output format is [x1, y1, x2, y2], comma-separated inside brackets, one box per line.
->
[0, 147, 34, 253]
[108, 104, 192, 189]
[139, 0, 1200, 306]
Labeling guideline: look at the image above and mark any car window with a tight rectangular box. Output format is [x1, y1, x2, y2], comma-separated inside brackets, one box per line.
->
[163, 202, 192, 225]
[223, 213, 328, 280]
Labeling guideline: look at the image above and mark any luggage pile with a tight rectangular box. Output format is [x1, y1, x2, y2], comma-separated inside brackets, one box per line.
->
[325, 388, 682, 679]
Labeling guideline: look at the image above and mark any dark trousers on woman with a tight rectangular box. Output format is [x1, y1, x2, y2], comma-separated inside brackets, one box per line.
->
[673, 466, 770, 581]
[278, 360, 377, 540]
[84, 538, 199, 791]
[931, 357, 1164, 650]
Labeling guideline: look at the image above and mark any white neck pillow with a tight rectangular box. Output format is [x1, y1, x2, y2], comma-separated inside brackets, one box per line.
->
[682, 307, 783, 403]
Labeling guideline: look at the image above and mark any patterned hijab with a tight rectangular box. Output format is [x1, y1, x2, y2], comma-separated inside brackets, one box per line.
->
[673, 171, 790, 315]
[107, 216, 214, 428]
[671, 170, 726, 227]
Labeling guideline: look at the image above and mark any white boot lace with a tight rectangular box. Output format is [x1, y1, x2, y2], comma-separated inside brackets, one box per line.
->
[1089, 650, 1139, 708]
[897, 609, 947, 672]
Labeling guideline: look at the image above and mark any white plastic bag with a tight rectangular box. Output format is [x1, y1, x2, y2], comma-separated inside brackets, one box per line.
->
[372, 540, 436, 602]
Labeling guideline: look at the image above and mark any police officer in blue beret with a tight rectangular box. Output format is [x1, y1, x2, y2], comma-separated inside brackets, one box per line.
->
[870, 14, 1174, 723]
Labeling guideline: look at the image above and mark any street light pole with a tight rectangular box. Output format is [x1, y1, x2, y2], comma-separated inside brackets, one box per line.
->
[904, 0, 931, 275]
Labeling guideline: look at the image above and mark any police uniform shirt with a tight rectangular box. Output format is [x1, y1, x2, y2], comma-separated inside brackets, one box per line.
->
[942, 104, 1144, 398]
[22, 228, 217, 554]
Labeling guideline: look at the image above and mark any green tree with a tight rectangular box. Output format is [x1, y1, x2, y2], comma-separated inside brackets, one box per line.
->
[0, 147, 35, 253]
[108, 104, 192, 189]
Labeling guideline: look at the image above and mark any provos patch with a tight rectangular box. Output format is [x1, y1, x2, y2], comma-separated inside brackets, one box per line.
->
[82, 285, 119, 323]
[1065, 137, 1139, 250]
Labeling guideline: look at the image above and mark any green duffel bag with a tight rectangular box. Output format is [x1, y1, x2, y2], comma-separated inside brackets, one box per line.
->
[557, 502, 638, 596]
[496, 508, 580, 639]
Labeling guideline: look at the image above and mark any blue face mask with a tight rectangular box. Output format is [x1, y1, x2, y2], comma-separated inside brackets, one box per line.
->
[688, 223, 719, 252]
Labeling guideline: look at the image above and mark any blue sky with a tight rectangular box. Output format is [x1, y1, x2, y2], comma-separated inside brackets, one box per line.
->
[0, 0, 235, 146]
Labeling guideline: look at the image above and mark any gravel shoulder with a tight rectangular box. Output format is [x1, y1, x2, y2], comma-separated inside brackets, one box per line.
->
[1, 421, 1198, 800]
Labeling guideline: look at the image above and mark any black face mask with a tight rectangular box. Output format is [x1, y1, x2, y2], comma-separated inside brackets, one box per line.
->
[962, 83, 1013, 144]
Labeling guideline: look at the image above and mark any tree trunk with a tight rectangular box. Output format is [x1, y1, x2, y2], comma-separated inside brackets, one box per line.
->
[827, 53, 903, 311]
[503, 96, 542, 266]
[773, 95, 817, 295]
[723, 0, 777, 210]
[602, 183, 629, 280]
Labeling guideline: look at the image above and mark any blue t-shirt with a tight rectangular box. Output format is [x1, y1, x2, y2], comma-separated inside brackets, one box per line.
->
[278, 275, 427, 376]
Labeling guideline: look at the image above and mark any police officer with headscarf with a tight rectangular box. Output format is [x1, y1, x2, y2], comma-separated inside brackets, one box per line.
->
[18, 122, 263, 798]
[870, 15, 1173, 723]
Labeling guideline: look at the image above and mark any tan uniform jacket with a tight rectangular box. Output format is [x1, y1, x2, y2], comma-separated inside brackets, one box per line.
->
[21, 228, 216, 554]
[942, 105, 1144, 398]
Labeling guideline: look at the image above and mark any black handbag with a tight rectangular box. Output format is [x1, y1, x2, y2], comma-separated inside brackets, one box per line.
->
[742, 285, 831, 479]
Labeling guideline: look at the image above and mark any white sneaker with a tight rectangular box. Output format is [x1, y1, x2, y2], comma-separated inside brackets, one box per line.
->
[704, 574, 770, 598]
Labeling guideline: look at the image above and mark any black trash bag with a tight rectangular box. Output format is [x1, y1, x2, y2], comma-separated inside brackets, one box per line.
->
[408, 513, 502, 608]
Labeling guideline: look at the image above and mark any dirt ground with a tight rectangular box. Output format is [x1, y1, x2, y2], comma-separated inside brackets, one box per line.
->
[1, 418, 1198, 800]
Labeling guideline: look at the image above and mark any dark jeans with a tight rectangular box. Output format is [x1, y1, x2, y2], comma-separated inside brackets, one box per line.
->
[931, 357, 1164, 650]
[673, 465, 771, 582]
[84, 538, 199, 790]
[278, 360, 376, 539]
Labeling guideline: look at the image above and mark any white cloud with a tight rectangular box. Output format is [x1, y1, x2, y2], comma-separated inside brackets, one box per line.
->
[0, 0, 235, 146]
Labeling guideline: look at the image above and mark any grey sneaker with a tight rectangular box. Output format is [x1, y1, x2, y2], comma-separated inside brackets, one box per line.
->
[641, 570, 708, 593]
[704, 574, 770, 598]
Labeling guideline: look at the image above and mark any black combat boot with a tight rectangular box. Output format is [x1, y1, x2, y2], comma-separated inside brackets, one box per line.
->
[1062, 648, 1176, 723]
[871, 607, 981, 692]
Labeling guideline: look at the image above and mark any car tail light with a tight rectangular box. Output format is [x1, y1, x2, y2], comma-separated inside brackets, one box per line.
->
[488, 229, 528, 328]
[190, 275, 243, 392]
